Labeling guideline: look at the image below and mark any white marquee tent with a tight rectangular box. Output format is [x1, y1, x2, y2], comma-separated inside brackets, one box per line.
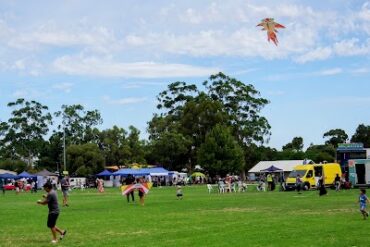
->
[248, 160, 313, 179]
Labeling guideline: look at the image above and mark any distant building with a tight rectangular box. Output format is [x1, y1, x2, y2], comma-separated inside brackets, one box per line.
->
[348, 159, 370, 187]
[248, 160, 313, 180]
[336, 143, 367, 179]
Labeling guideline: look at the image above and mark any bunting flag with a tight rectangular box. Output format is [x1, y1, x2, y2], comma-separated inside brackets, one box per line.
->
[121, 183, 152, 196]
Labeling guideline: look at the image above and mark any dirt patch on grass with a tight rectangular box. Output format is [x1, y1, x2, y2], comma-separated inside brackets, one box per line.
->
[198, 207, 260, 214]
[105, 230, 150, 236]
[289, 208, 356, 216]
[327, 208, 356, 213]
[221, 207, 258, 212]
[289, 209, 322, 216]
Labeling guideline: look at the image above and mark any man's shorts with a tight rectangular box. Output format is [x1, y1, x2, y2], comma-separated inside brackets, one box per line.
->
[47, 213, 59, 228]
[360, 203, 367, 211]
[62, 190, 68, 197]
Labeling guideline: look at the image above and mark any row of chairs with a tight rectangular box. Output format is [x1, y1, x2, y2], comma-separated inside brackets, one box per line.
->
[207, 183, 248, 194]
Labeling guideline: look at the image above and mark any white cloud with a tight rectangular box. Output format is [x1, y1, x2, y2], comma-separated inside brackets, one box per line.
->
[333, 38, 370, 56]
[4, 58, 43, 76]
[121, 81, 165, 89]
[179, 8, 203, 24]
[295, 47, 332, 63]
[52, 82, 73, 93]
[316, 68, 343, 76]
[121, 84, 141, 89]
[350, 67, 370, 74]
[295, 38, 370, 63]
[320, 96, 370, 107]
[125, 35, 147, 46]
[359, 2, 370, 21]
[4, 21, 120, 54]
[263, 74, 289, 82]
[124, 29, 292, 60]
[103, 96, 147, 105]
[12, 89, 28, 98]
[53, 54, 218, 78]
[266, 90, 285, 96]
[232, 68, 259, 75]
[119, 2, 370, 62]
[264, 67, 344, 81]
[11, 88, 45, 98]
[0, 19, 14, 40]
[0, 1, 369, 68]
[13, 59, 26, 70]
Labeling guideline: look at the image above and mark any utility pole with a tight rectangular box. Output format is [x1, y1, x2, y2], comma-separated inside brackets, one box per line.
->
[63, 127, 66, 172]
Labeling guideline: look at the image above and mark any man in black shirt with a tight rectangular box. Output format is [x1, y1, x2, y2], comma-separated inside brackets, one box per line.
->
[335, 174, 341, 191]
[37, 182, 67, 244]
[125, 174, 135, 203]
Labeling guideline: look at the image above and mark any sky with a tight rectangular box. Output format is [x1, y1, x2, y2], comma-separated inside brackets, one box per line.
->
[0, 0, 369, 150]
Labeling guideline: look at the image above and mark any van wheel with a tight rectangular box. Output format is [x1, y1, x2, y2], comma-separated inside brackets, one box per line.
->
[304, 182, 310, 190]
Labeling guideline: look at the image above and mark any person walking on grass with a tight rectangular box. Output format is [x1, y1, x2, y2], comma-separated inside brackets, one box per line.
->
[267, 173, 273, 191]
[176, 185, 183, 199]
[318, 173, 327, 196]
[296, 174, 302, 194]
[125, 174, 135, 203]
[0, 178, 4, 195]
[60, 176, 70, 206]
[358, 189, 370, 220]
[137, 177, 145, 206]
[37, 182, 67, 244]
[15, 180, 20, 195]
[334, 174, 341, 191]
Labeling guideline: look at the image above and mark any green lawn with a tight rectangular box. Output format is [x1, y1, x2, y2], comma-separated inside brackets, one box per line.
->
[0, 185, 368, 247]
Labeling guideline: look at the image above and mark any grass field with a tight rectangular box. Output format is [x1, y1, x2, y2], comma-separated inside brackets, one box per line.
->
[0, 185, 368, 247]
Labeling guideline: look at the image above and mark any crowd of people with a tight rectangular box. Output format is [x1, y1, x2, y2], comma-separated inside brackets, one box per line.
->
[255, 173, 284, 192]
[0, 177, 38, 194]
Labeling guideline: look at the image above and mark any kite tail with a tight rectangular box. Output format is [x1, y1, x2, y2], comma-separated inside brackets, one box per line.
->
[268, 31, 278, 46]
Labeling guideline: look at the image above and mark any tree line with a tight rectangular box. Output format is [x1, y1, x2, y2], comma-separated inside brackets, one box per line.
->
[1, 73, 370, 177]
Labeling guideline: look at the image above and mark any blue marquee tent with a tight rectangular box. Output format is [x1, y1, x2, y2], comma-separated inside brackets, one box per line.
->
[96, 169, 113, 177]
[112, 168, 150, 177]
[260, 165, 283, 173]
[141, 167, 169, 176]
[17, 171, 36, 178]
[0, 173, 18, 179]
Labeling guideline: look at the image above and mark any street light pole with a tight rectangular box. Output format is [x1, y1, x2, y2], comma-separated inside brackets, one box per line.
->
[63, 127, 66, 172]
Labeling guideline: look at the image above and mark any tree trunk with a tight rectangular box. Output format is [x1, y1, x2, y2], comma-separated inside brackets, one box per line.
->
[240, 169, 246, 181]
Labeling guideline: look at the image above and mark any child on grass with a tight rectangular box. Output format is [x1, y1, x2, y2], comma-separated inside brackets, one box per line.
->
[37, 182, 67, 244]
[176, 185, 183, 199]
[359, 189, 370, 220]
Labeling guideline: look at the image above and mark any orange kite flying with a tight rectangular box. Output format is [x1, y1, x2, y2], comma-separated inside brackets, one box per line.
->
[257, 18, 285, 46]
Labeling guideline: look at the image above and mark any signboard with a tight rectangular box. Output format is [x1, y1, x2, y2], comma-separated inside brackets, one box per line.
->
[337, 143, 364, 150]
[62, 171, 69, 175]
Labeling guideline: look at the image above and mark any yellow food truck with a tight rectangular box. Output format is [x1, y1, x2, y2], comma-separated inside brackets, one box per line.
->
[286, 163, 342, 190]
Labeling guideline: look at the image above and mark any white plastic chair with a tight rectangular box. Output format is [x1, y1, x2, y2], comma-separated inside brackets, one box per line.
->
[232, 183, 237, 193]
[207, 184, 213, 194]
[219, 184, 225, 194]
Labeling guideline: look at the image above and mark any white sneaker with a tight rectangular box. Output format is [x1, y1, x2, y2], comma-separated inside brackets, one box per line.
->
[60, 230, 67, 240]
[51, 240, 57, 244]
